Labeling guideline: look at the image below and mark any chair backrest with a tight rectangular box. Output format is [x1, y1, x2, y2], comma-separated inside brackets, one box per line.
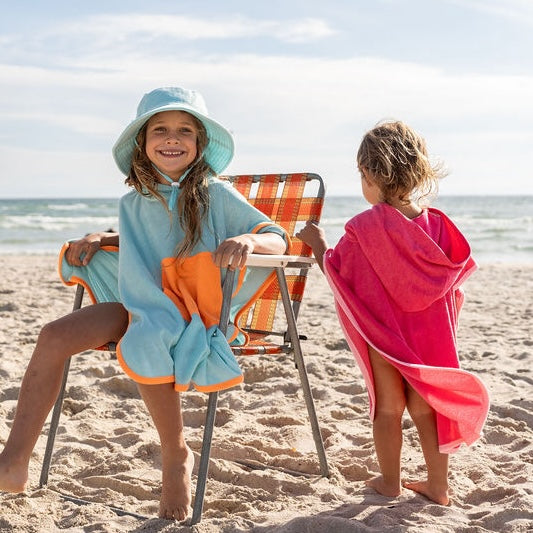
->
[225, 173, 325, 343]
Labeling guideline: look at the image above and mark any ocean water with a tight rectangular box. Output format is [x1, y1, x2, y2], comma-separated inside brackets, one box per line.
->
[321, 195, 533, 264]
[0, 196, 531, 264]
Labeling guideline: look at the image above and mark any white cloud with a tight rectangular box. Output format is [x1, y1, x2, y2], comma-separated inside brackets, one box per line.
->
[275, 18, 336, 43]
[6, 52, 531, 120]
[5, 14, 336, 51]
[1, 5, 532, 197]
[447, 0, 533, 25]
[0, 111, 119, 136]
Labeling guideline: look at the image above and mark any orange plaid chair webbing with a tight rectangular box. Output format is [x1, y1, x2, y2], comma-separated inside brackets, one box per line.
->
[227, 173, 324, 351]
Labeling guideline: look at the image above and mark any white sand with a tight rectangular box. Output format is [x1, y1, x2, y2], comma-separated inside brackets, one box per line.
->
[0, 256, 532, 532]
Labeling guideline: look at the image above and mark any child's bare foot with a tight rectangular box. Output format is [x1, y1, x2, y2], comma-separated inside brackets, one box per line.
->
[159, 446, 195, 521]
[365, 475, 402, 497]
[403, 479, 450, 505]
[0, 454, 29, 493]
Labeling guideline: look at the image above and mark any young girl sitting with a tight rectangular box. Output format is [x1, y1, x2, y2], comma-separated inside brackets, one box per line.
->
[297, 120, 489, 506]
[0, 86, 288, 521]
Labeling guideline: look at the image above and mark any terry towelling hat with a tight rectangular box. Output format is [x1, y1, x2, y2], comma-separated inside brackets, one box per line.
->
[112, 87, 234, 176]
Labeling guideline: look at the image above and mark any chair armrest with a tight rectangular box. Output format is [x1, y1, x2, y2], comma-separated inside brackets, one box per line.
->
[244, 254, 316, 268]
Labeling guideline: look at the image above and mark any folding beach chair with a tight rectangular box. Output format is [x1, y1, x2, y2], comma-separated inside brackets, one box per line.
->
[39, 172, 329, 524]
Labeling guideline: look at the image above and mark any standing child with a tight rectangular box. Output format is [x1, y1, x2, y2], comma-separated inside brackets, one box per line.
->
[0, 86, 288, 521]
[297, 120, 489, 505]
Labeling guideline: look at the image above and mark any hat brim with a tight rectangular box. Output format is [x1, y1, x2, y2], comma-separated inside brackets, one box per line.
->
[112, 103, 234, 176]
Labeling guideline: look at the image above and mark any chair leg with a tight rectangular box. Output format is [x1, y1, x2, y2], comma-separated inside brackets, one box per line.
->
[275, 268, 330, 478]
[191, 268, 236, 524]
[191, 391, 219, 525]
[39, 284, 85, 488]
[39, 358, 72, 488]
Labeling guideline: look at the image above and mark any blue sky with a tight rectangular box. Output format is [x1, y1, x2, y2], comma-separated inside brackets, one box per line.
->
[1, 0, 532, 197]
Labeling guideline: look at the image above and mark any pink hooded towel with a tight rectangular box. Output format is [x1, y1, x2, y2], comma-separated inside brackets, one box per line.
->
[324, 203, 489, 453]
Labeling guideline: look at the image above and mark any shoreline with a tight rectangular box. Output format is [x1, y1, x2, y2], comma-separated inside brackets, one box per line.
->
[0, 256, 531, 532]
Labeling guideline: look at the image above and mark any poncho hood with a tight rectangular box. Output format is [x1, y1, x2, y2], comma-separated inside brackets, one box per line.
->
[344, 203, 472, 312]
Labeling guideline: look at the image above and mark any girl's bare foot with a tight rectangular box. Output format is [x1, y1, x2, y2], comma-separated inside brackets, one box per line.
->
[403, 479, 450, 505]
[0, 454, 29, 493]
[365, 475, 402, 497]
[159, 446, 195, 521]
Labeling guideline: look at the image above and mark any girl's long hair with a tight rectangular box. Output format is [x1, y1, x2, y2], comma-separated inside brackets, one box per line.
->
[126, 114, 212, 259]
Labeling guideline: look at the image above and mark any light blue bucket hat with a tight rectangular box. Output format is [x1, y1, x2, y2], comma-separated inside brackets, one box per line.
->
[112, 86, 235, 177]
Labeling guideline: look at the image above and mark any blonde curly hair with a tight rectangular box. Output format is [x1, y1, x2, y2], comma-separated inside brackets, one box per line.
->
[356, 120, 447, 206]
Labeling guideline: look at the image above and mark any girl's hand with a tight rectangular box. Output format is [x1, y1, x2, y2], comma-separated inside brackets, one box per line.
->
[212, 235, 255, 270]
[296, 220, 326, 248]
[295, 221, 328, 272]
[65, 232, 118, 266]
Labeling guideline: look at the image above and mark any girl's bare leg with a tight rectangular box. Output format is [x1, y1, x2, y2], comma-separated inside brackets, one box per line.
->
[365, 346, 406, 497]
[404, 384, 450, 505]
[136, 383, 194, 521]
[0, 303, 128, 493]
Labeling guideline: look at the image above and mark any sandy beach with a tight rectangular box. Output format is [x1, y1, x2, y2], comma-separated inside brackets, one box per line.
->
[0, 255, 531, 532]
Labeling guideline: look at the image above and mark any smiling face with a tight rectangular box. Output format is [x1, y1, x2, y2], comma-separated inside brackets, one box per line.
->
[144, 110, 199, 181]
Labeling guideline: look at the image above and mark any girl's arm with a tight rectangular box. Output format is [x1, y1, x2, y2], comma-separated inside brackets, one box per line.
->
[295, 221, 328, 272]
[212, 232, 287, 271]
[65, 231, 119, 266]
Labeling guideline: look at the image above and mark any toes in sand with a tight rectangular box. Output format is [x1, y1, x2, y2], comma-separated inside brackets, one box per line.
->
[365, 475, 402, 498]
[403, 480, 450, 506]
[159, 446, 195, 521]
